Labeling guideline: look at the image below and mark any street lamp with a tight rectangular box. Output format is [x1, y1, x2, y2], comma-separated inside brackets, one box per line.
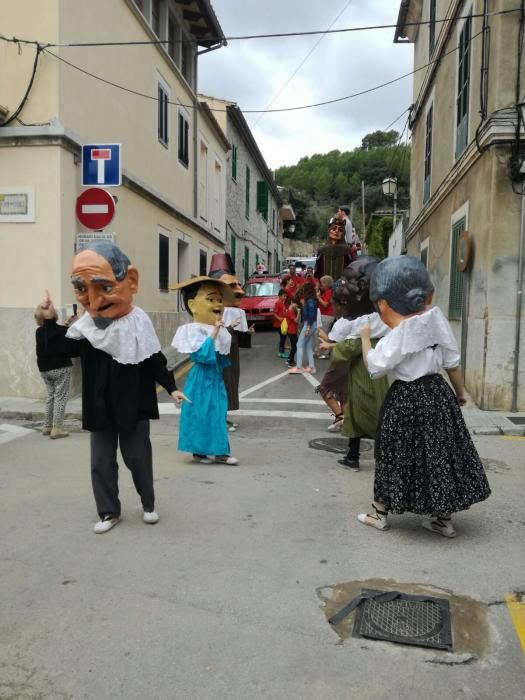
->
[382, 176, 398, 230]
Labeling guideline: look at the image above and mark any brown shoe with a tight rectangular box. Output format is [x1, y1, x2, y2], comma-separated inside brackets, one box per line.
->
[50, 427, 69, 440]
[42, 427, 52, 436]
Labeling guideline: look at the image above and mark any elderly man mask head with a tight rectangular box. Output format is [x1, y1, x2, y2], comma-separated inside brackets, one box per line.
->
[71, 242, 138, 328]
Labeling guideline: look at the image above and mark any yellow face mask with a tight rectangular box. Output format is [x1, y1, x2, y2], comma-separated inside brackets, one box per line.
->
[187, 283, 225, 325]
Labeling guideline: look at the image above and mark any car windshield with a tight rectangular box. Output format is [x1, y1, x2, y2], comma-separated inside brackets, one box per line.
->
[244, 281, 280, 297]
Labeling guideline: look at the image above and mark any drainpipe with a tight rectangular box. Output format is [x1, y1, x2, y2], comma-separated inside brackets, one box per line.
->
[194, 41, 225, 222]
[512, 181, 525, 411]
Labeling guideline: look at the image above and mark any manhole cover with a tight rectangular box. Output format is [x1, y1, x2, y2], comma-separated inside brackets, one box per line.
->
[308, 437, 373, 454]
[352, 589, 452, 651]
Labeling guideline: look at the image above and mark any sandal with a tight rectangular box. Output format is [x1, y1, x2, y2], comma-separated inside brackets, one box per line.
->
[422, 516, 456, 538]
[357, 503, 390, 531]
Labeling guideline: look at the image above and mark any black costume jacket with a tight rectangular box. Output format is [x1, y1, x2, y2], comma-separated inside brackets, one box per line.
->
[70, 340, 176, 433]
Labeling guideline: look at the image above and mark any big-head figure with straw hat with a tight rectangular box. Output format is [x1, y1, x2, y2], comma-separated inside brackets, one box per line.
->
[208, 253, 252, 431]
[171, 275, 240, 466]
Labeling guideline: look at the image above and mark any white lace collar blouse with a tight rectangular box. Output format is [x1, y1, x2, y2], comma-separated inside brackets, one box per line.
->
[66, 306, 161, 365]
[367, 306, 460, 381]
[171, 322, 232, 356]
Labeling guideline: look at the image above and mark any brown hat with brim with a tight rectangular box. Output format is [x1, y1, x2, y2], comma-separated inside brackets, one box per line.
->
[170, 276, 236, 304]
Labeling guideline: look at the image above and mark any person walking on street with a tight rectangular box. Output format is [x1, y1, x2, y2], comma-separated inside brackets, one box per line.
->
[315, 275, 334, 358]
[64, 242, 186, 534]
[34, 291, 74, 439]
[289, 282, 318, 374]
[272, 289, 288, 358]
[357, 257, 491, 537]
[285, 300, 299, 368]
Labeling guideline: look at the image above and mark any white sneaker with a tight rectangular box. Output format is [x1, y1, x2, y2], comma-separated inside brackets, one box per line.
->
[93, 516, 120, 534]
[192, 455, 214, 464]
[214, 455, 239, 465]
[421, 517, 456, 538]
[143, 510, 159, 525]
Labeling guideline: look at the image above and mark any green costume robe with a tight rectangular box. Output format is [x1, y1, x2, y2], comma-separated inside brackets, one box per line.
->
[331, 338, 389, 439]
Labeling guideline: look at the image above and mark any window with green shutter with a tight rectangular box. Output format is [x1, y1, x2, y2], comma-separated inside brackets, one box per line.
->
[449, 218, 465, 320]
[244, 245, 250, 282]
[245, 166, 250, 220]
[231, 144, 237, 181]
[256, 181, 269, 220]
[455, 14, 471, 159]
[230, 234, 236, 270]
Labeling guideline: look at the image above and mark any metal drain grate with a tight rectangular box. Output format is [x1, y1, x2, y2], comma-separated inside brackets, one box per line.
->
[507, 416, 525, 425]
[308, 437, 373, 454]
[352, 589, 452, 651]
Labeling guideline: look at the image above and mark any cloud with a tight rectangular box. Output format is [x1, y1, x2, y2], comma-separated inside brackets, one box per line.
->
[199, 0, 413, 168]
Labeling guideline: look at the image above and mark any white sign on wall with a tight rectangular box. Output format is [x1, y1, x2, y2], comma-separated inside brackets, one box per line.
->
[0, 186, 35, 222]
[75, 231, 116, 252]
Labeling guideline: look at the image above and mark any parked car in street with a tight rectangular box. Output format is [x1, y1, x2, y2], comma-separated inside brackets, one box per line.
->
[239, 274, 281, 325]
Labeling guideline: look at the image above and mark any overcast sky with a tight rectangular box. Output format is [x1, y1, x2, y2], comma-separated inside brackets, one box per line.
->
[198, 0, 414, 170]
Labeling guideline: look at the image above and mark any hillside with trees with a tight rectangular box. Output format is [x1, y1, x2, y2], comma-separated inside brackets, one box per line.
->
[274, 129, 410, 258]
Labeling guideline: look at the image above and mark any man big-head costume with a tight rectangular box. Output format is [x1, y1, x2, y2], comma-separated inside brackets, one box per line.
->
[208, 253, 251, 420]
[66, 241, 184, 534]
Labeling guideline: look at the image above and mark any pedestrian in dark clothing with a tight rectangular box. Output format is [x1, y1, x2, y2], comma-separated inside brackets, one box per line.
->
[34, 291, 73, 439]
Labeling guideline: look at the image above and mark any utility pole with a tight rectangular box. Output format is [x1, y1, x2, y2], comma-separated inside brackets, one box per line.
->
[361, 180, 365, 235]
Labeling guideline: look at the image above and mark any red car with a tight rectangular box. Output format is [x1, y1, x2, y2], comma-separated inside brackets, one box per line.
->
[239, 274, 281, 325]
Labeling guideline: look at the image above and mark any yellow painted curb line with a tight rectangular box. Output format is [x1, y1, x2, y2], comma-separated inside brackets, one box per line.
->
[506, 593, 525, 653]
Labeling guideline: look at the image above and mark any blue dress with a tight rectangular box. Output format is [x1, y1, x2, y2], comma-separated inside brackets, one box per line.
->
[178, 336, 230, 456]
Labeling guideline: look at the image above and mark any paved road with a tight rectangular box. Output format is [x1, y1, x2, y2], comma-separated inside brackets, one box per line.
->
[1, 328, 525, 699]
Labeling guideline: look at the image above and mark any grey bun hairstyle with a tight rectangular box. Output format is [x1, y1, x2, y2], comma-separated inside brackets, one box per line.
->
[369, 256, 434, 315]
[85, 241, 130, 281]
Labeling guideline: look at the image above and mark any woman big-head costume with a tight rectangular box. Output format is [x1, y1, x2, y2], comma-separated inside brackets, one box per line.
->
[369, 256, 434, 318]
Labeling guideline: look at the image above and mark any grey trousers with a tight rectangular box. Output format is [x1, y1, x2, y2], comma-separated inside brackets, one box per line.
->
[41, 367, 72, 428]
[90, 420, 155, 518]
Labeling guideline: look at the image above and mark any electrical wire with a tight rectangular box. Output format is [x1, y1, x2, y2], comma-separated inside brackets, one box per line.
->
[251, 0, 355, 128]
[0, 7, 519, 48]
[1, 43, 43, 126]
[40, 28, 484, 116]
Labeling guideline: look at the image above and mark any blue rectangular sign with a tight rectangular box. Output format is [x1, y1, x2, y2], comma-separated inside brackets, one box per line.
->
[82, 143, 121, 187]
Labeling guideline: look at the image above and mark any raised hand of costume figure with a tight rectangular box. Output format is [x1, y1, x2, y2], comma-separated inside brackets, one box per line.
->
[171, 389, 191, 405]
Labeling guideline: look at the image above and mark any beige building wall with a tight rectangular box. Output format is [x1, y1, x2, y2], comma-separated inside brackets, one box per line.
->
[402, 0, 525, 409]
[0, 0, 229, 397]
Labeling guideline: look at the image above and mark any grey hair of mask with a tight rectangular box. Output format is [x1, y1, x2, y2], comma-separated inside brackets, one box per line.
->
[84, 241, 130, 282]
[369, 256, 434, 315]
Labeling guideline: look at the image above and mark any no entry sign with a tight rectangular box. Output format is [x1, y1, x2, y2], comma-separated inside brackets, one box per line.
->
[76, 188, 115, 230]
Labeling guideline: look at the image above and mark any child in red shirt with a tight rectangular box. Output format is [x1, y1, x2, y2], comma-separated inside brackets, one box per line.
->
[285, 301, 299, 367]
[273, 289, 288, 358]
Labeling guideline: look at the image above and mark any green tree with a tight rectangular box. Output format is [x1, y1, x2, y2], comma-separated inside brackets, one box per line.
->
[274, 129, 410, 244]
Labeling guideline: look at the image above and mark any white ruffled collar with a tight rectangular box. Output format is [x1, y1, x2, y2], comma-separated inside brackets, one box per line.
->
[66, 307, 161, 365]
[386, 306, 457, 355]
[171, 322, 232, 355]
[222, 306, 248, 332]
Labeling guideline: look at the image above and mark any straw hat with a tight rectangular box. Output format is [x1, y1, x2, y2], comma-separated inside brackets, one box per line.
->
[170, 276, 236, 304]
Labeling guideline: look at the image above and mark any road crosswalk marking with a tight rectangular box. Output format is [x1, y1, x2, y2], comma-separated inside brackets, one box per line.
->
[0, 424, 35, 445]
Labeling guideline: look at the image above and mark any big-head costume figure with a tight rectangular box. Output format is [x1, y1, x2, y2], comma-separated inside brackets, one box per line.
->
[314, 218, 354, 280]
[66, 241, 184, 534]
[171, 276, 239, 465]
[329, 256, 390, 471]
[208, 254, 251, 423]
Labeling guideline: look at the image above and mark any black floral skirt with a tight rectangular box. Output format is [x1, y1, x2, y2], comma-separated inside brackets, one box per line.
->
[374, 374, 491, 515]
